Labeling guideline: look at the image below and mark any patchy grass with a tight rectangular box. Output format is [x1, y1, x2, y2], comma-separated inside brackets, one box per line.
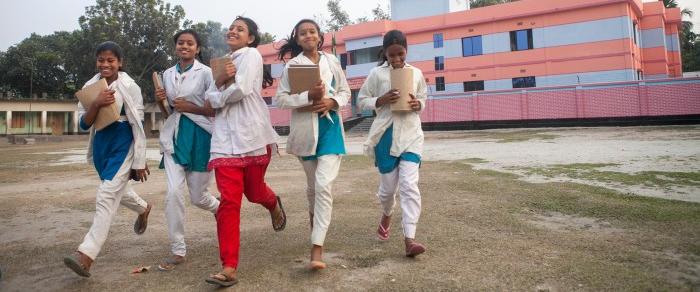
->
[523, 163, 700, 188]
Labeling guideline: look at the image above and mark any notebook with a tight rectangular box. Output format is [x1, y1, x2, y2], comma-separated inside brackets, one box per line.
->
[210, 56, 235, 89]
[289, 64, 320, 94]
[390, 67, 414, 112]
[75, 78, 120, 131]
[152, 71, 170, 118]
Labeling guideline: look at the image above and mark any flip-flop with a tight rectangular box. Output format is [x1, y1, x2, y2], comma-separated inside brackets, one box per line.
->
[271, 196, 286, 232]
[157, 256, 185, 271]
[405, 242, 426, 257]
[134, 203, 152, 235]
[205, 272, 238, 287]
[377, 221, 391, 241]
[309, 260, 327, 270]
[63, 254, 91, 277]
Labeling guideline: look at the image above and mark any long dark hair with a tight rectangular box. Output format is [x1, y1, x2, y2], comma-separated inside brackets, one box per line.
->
[377, 30, 408, 66]
[95, 41, 124, 71]
[173, 29, 203, 60]
[234, 16, 273, 88]
[277, 19, 325, 62]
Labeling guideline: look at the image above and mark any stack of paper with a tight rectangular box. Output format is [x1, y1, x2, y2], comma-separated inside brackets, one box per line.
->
[152, 71, 170, 118]
[210, 56, 235, 89]
[390, 68, 414, 112]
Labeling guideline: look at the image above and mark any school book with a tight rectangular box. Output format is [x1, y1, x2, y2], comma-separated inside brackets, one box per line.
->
[74, 78, 120, 131]
[390, 67, 414, 112]
[152, 71, 170, 119]
[210, 56, 235, 89]
[289, 64, 333, 123]
[288, 64, 320, 94]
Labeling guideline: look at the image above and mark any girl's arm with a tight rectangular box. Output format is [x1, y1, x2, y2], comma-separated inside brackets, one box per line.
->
[414, 70, 428, 112]
[175, 71, 216, 117]
[329, 56, 350, 110]
[358, 70, 379, 111]
[273, 64, 315, 109]
[206, 51, 259, 109]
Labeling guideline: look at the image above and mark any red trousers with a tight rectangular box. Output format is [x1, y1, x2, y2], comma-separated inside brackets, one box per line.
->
[213, 155, 277, 269]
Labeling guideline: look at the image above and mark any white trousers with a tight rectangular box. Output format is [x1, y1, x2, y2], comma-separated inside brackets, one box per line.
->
[300, 155, 342, 246]
[377, 160, 421, 239]
[163, 152, 219, 256]
[78, 147, 148, 260]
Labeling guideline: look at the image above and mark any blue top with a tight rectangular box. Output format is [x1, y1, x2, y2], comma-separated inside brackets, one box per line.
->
[374, 125, 421, 174]
[81, 116, 133, 181]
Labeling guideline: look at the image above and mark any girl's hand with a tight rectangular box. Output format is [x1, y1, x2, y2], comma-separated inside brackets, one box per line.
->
[131, 165, 150, 182]
[308, 80, 325, 102]
[155, 88, 167, 102]
[408, 93, 422, 111]
[216, 61, 236, 87]
[93, 89, 116, 108]
[202, 100, 216, 117]
[173, 98, 197, 113]
[376, 88, 399, 107]
[311, 97, 338, 113]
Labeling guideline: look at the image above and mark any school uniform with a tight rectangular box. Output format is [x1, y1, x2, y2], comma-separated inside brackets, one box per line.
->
[358, 62, 427, 239]
[274, 51, 350, 246]
[76, 72, 149, 260]
[205, 46, 280, 269]
[159, 59, 220, 257]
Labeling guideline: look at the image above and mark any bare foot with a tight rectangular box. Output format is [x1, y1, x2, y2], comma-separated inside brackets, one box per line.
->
[309, 245, 326, 270]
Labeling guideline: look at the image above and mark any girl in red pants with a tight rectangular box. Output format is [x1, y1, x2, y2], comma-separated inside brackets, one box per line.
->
[203, 16, 286, 287]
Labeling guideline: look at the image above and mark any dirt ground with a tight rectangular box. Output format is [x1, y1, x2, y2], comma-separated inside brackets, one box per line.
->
[0, 126, 698, 291]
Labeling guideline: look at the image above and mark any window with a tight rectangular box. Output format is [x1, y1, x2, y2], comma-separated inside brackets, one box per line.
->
[347, 46, 381, 65]
[462, 36, 483, 57]
[510, 29, 533, 51]
[11, 112, 25, 128]
[637, 70, 643, 80]
[512, 76, 536, 88]
[463, 81, 484, 92]
[632, 22, 638, 45]
[263, 64, 271, 76]
[433, 33, 444, 48]
[434, 56, 444, 71]
[340, 53, 348, 70]
[436, 77, 446, 91]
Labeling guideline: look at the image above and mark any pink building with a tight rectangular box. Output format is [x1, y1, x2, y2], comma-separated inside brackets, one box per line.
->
[257, 0, 699, 129]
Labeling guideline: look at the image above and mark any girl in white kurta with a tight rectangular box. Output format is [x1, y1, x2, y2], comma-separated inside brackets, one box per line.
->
[274, 19, 350, 270]
[64, 41, 152, 277]
[358, 30, 428, 257]
[156, 29, 220, 271]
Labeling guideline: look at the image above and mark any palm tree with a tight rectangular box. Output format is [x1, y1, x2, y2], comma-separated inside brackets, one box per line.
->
[663, 0, 694, 32]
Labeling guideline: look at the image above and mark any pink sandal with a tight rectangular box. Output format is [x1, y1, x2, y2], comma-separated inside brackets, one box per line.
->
[377, 220, 390, 241]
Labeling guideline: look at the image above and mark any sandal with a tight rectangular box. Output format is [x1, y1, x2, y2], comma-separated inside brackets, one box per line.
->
[309, 260, 327, 270]
[157, 255, 185, 271]
[271, 196, 286, 232]
[205, 272, 238, 287]
[134, 203, 152, 235]
[63, 252, 91, 277]
[377, 220, 391, 241]
[405, 241, 426, 257]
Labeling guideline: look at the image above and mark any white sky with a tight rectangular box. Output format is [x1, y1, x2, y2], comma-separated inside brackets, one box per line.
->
[1, 0, 698, 51]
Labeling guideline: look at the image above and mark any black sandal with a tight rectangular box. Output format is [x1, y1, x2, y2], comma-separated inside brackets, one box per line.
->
[134, 203, 152, 235]
[271, 196, 287, 232]
[63, 253, 91, 277]
[205, 272, 238, 287]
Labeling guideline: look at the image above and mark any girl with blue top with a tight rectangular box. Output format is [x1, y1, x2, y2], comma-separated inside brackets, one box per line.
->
[155, 29, 220, 271]
[274, 19, 350, 270]
[358, 30, 428, 257]
[64, 41, 152, 277]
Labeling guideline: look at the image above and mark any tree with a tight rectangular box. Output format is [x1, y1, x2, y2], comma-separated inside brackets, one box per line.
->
[78, 0, 186, 101]
[259, 32, 276, 45]
[371, 4, 390, 20]
[327, 0, 353, 31]
[470, 0, 517, 9]
[186, 21, 229, 65]
[663, 0, 699, 72]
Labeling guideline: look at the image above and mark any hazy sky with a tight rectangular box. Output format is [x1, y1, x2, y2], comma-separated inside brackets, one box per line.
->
[2, 0, 698, 51]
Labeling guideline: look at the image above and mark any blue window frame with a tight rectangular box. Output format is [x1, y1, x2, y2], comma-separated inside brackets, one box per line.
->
[462, 35, 483, 57]
[510, 29, 533, 51]
[433, 33, 444, 48]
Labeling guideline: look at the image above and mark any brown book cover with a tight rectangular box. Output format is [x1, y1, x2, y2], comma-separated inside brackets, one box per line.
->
[210, 56, 235, 89]
[75, 78, 120, 131]
[390, 67, 414, 112]
[289, 64, 320, 94]
[152, 71, 170, 118]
